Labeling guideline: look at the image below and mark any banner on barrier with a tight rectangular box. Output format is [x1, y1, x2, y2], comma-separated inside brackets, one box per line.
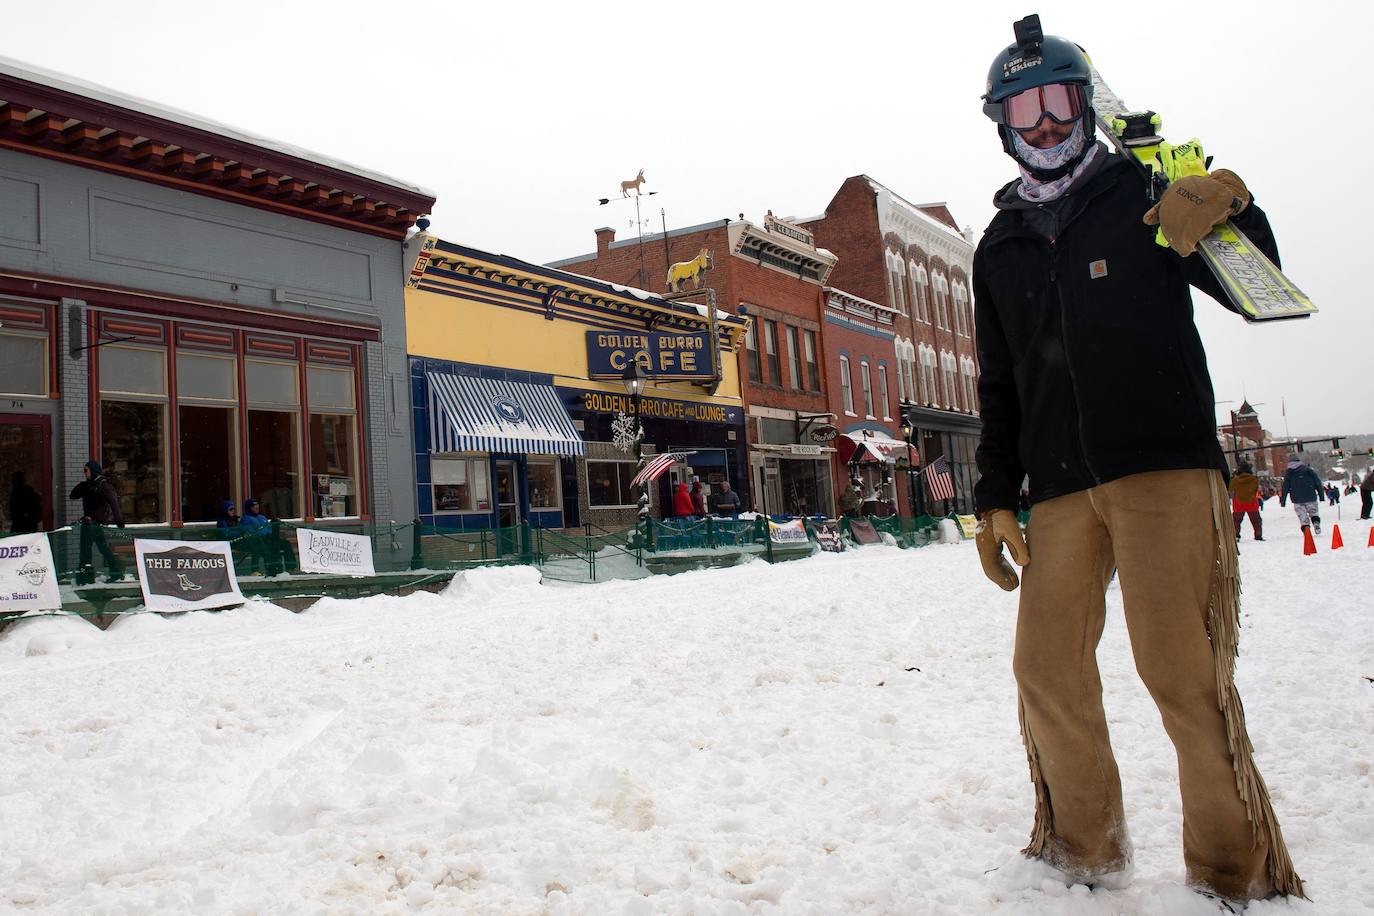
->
[814, 520, 845, 553]
[134, 539, 244, 613]
[0, 532, 62, 613]
[295, 529, 375, 577]
[848, 519, 882, 545]
[768, 518, 809, 545]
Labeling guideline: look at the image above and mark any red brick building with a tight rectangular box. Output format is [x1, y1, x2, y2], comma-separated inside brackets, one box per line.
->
[801, 176, 981, 514]
[550, 214, 840, 515]
[1218, 400, 1288, 482]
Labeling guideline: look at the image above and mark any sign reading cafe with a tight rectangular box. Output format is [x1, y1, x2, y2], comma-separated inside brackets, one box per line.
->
[585, 331, 714, 381]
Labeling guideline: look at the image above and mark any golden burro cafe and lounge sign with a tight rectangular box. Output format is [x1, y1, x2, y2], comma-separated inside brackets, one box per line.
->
[404, 236, 749, 529]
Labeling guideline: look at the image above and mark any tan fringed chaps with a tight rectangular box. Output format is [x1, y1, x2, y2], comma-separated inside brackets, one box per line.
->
[1013, 468, 1303, 901]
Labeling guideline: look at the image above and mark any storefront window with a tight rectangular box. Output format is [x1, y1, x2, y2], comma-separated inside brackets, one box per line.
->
[248, 410, 301, 518]
[744, 323, 761, 383]
[529, 459, 561, 510]
[244, 358, 301, 518]
[804, 330, 820, 392]
[765, 320, 780, 385]
[309, 413, 357, 517]
[786, 327, 801, 390]
[840, 355, 854, 414]
[100, 401, 165, 523]
[587, 460, 637, 507]
[100, 345, 167, 522]
[0, 331, 47, 396]
[176, 352, 238, 523]
[433, 456, 491, 512]
[179, 405, 237, 523]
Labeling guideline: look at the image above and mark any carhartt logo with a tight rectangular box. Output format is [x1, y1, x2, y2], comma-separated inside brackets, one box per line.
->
[1089, 259, 1108, 279]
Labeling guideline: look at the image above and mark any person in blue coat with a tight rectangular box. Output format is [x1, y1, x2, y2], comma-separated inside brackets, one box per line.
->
[1279, 456, 1324, 535]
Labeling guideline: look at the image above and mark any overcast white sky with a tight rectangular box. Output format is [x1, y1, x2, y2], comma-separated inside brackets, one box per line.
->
[8, 0, 1370, 437]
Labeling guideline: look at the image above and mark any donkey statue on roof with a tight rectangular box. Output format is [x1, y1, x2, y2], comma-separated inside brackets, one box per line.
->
[667, 248, 713, 292]
[621, 169, 646, 197]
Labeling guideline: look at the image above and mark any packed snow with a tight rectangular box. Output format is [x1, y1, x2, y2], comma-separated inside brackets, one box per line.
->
[1, 510, 1371, 914]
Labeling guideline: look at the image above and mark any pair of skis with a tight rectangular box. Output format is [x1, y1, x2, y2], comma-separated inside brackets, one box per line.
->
[1086, 58, 1316, 321]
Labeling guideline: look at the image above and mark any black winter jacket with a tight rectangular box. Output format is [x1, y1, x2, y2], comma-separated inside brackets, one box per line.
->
[70, 474, 123, 525]
[973, 154, 1280, 513]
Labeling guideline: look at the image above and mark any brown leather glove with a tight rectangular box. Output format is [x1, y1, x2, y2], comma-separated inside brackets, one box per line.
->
[976, 509, 1029, 592]
[1142, 169, 1250, 257]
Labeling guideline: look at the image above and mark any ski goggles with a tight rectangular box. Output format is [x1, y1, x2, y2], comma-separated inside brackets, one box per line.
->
[997, 83, 1086, 131]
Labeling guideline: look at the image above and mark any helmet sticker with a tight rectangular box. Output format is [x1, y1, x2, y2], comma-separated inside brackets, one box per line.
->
[1003, 54, 1042, 78]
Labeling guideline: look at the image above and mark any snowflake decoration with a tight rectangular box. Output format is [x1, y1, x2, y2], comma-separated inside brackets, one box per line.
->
[611, 411, 640, 452]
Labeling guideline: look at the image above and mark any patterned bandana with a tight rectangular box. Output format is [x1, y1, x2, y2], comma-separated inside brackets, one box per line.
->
[1012, 121, 1098, 203]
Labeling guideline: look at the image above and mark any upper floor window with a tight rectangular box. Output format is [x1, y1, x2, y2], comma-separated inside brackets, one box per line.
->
[839, 355, 854, 414]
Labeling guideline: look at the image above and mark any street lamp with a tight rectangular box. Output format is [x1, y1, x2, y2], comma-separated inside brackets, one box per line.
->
[900, 412, 925, 518]
[621, 361, 651, 539]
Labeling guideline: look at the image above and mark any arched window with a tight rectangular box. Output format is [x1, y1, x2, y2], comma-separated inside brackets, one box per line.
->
[911, 265, 929, 323]
[894, 338, 908, 402]
[940, 350, 958, 409]
[961, 356, 978, 414]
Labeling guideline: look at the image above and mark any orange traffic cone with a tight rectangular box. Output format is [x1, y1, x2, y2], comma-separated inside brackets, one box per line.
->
[1368, 527, 1374, 548]
[1332, 525, 1344, 550]
[1302, 526, 1317, 556]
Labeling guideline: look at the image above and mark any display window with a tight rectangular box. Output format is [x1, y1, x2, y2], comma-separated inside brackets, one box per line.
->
[433, 455, 491, 513]
[89, 313, 365, 524]
[587, 460, 636, 508]
[0, 331, 48, 396]
[528, 458, 561, 511]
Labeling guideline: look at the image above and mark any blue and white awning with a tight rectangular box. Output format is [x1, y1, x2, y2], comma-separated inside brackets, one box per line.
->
[426, 372, 585, 457]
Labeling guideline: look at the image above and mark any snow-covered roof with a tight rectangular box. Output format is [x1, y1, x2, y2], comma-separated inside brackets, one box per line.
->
[0, 52, 435, 198]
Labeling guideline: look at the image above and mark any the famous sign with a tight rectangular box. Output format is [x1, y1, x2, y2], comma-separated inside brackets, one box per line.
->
[585, 331, 715, 381]
[134, 540, 245, 613]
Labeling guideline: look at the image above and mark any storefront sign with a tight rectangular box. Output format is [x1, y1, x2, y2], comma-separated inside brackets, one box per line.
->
[295, 528, 376, 577]
[134, 539, 244, 613]
[0, 533, 61, 612]
[564, 387, 743, 425]
[788, 444, 825, 456]
[848, 519, 882, 545]
[763, 212, 815, 247]
[768, 518, 809, 544]
[815, 520, 845, 553]
[585, 331, 714, 381]
[809, 424, 839, 443]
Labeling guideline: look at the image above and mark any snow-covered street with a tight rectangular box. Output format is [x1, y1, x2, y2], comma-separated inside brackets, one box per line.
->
[2, 514, 1371, 915]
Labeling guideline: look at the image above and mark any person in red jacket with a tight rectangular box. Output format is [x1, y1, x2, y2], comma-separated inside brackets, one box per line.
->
[671, 482, 696, 518]
[1228, 461, 1263, 541]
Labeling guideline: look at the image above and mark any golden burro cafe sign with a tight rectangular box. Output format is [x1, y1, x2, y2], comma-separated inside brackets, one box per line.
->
[585, 330, 714, 380]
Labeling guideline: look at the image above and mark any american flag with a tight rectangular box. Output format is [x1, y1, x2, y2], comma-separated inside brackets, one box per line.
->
[630, 451, 697, 488]
[925, 454, 956, 501]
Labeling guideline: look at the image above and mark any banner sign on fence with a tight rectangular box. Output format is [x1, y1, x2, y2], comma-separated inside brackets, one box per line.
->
[295, 528, 376, 577]
[768, 518, 809, 545]
[134, 539, 244, 613]
[815, 520, 845, 553]
[0, 532, 62, 612]
[956, 515, 978, 540]
[848, 519, 882, 545]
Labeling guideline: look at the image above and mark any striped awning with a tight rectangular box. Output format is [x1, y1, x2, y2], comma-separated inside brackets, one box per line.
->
[426, 372, 585, 456]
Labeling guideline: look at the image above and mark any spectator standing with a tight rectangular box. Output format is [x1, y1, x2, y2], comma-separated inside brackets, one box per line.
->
[8, 471, 41, 533]
[1360, 469, 1374, 520]
[671, 482, 695, 519]
[68, 460, 124, 583]
[710, 480, 741, 516]
[689, 479, 707, 517]
[1228, 462, 1262, 541]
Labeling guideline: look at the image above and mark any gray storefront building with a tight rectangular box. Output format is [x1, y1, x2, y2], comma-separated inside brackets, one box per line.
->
[0, 56, 434, 532]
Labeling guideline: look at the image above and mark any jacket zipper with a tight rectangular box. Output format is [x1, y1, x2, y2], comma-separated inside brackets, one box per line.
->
[1045, 224, 1102, 487]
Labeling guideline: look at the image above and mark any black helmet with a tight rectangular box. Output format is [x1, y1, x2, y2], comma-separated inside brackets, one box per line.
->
[981, 14, 1096, 180]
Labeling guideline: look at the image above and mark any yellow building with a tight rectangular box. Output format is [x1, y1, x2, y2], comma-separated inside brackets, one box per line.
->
[405, 236, 748, 532]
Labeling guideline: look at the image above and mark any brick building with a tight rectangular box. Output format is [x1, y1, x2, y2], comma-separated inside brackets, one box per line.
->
[801, 176, 981, 514]
[550, 213, 841, 516]
[1218, 400, 1287, 481]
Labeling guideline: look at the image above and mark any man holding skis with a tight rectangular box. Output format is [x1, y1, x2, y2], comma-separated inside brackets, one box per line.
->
[971, 15, 1302, 905]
